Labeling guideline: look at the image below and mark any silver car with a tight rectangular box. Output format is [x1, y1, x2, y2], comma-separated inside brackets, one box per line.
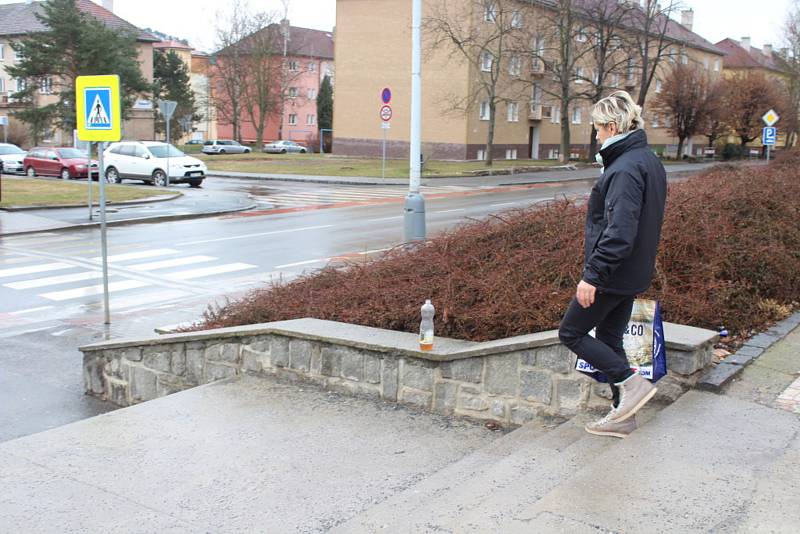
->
[263, 140, 308, 154]
[202, 140, 252, 155]
[0, 143, 27, 174]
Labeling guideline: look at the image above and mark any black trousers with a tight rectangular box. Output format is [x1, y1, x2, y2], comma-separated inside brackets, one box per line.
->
[558, 292, 636, 402]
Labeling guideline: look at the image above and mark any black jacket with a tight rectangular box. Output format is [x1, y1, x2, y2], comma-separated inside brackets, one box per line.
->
[582, 129, 666, 295]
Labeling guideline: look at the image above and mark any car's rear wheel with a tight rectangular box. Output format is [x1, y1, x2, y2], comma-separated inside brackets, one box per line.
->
[106, 166, 122, 184]
[152, 169, 168, 187]
[280, 149, 287, 154]
[244, 148, 251, 154]
[60, 168, 71, 180]
[188, 179, 203, 188]
[219, 149, 226, 154]
[26, 166, 36, 177]
[299, 149, 307, 154]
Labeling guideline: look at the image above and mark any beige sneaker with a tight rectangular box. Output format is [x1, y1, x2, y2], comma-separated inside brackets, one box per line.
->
[611, 373, 657, 422]
[585, 411, 637, 438]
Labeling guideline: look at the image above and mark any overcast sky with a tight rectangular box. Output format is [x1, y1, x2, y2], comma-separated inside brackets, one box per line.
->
[0, 0, 794, 52]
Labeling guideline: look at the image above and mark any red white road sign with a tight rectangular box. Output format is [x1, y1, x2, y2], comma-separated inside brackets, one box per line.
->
[380, 105, 393, 122]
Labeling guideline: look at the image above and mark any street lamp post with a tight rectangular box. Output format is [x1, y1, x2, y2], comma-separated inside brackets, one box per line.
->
[404, 0, 426, 242]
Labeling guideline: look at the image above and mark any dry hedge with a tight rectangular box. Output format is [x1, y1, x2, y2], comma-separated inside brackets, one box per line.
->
[194, 153, 800, 340]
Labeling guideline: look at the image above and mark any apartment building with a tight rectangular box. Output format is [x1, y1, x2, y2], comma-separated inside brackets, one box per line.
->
[333, 0, 725, 161]
[0, 0, 158, 146]
[212, 23, 335, 147]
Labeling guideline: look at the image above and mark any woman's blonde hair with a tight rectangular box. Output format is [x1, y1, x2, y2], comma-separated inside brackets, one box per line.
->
[591, 90, 644, 133]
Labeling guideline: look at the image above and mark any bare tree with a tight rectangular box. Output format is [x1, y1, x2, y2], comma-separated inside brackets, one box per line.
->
[424, 0, 530, 166]
[212, 0, 252, 142]
[722, 72, 783, 147]
[628, 0, 683, 109]
[652, 63, 718, 158]
[781, 1, 800, 148]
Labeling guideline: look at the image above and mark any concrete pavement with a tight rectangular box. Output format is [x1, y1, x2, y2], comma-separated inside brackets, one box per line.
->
[1, 320, 797, 532]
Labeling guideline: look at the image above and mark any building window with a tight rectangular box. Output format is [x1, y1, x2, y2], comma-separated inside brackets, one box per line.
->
[308, 62, 316, 72]
[592, 69, 599, 85]
[288, 60, 298, 71]
[306, 114, 316, 126]
[0, 78, 5, 92]
[505, 148, 518, 160]
[14, 78, 26, 93]
[665, 115, 673, 128]
[626, 59, 635, 83]
[307, 88, 316, 99]
[39, 77, 53, 95]
[651, 113, 659, 128]
[0, 43, 5, 61]
[576, 31, 587, 43]
[14, 49, 24, 62]
[288, 87, 298, 98]
[703, 58, 709, 70]
[484, 2, 497, 22]
[551, 105, 561, 124]
[680, 53, 689, 65]
[714, 59, 720, 72]
[288, 113, 297, 125]
[575, 66, 584, 83]
[511, 10, 523, 28]
[479, 100, 491, 120]
[611, 73, 620, 87]
[480, 51, 493, 72]
[509, 55, 521, 76]
[655, 79, 662, 93]
[477, 148, 487, 160]
[571, 107, 582, 124]
[532, 83, 543, 105]
[507, 101, 519, 122]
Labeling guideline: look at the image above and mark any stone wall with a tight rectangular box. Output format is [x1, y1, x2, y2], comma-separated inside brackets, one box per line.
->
[81, 319, 717, 427]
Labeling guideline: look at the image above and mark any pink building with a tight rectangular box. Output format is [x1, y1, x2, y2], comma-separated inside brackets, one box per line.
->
[214, 24, 334, 150]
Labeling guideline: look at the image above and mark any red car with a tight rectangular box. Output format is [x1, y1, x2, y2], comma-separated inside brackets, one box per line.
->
[23, 147, 99, 180]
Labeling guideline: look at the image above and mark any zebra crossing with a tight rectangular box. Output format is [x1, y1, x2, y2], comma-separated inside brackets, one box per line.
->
[0, 243, 263, 314]
[252, 185, 473, 209]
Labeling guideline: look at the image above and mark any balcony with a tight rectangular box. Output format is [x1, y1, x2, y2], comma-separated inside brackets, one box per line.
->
[529, 102, 543, 120]
[531, 59, 545, 76]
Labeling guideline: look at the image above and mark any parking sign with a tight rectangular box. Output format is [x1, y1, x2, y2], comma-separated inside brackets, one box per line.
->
[762, 127, 777, 146]
[75, 75, 121, 142]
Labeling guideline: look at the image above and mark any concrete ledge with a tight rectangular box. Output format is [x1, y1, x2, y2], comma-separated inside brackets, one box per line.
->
[80, 318, 718, 426]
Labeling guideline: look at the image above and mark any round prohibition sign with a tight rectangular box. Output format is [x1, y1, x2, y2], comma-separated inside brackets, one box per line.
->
[380, 105, 393, 122]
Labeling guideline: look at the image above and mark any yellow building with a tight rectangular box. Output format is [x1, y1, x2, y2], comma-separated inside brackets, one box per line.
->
[333, 0, 725, 161]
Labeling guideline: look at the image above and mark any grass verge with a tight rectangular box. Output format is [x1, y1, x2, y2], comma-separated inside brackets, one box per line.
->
[0, 177, 177, 208]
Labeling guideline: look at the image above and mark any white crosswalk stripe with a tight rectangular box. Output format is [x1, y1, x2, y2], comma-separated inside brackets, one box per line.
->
[162, 263, 257, 280]
[5, 270, 103, 290]
[40, 280, 152, 301]
[128, 255, 216, 271]
[96, 249, 179, 263]
[254, 185, 471, 208]
[0, 262, 74, 278]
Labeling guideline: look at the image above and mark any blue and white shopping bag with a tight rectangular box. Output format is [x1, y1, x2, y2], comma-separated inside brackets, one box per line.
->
[575, 299, 667, 383]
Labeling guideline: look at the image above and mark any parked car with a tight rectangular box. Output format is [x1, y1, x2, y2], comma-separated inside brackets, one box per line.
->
[185, 139, 205, 145]
[23, 147, 99, 180]
[103, 141, 207, 187]
[0, 143, 27, 175]
[202, 139, 252, 154]
[263, 140, 308, 154]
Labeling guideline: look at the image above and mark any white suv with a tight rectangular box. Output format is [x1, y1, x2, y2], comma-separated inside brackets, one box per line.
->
[103, 141, 207, 187]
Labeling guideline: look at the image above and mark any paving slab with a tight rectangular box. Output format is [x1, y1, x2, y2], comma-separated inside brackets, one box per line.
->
[0, 375, 500, 533]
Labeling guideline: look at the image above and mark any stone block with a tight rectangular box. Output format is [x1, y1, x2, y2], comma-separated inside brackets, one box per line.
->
[83, 354, 106, 396]
[556, 378, 588, 412]
[142, 345, 172, 373]
[364, 354, 381, 384]
[747, 333, 778, 349]
[156, 378, 189, 398]
[120, 347, 142, 362]
[441, 358, 483, 383]
[520, 350, 537, 366]
[402, 361, 433, 391]
[510, 402, 541, 425]
[288, 339, 313, 372]
[340, 349, 364, 381]
[433, 381, 458, 415]
[171, 346, 186, 376]
[724, 350, 758, 367]
[382, 358, 399, 401]
[459, 393, 489, 412]
[185, 343, 205, 384]
[484, 354, 519, 396]
[270, 336, 290, 367]
[401, 388, 433, 410]
[129, 366, 158, 402]
[520, 369, 552, 405]
[320, 346, 342, 377]
[536, 345, 574, 374]
[242, 346, 270, 373]
[328, 379, 380, 401]
[205, 362, 238, 382]
[310, 346, 323, 376]
[106, 357, 123, 380]
[653, 375, 687, 403]
[205, 342, 240, 363]
[667, 347, 711, 376]
[243, 337, 271, 354]
[491, 399, 507, 419]
[108, 379, 129, 406]
[696, 362, 743, 391]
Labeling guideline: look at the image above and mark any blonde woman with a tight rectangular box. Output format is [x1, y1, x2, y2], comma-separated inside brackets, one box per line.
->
[558, 90, 667, 438]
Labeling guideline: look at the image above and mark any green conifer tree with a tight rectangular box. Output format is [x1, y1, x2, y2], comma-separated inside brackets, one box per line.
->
[153, 50, 200, 140]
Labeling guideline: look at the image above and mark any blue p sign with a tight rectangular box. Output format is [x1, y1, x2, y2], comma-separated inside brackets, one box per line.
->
[762, 127, 777, 146]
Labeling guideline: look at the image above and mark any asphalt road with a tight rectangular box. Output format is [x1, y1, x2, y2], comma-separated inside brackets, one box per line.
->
[0, 171, 690, 441]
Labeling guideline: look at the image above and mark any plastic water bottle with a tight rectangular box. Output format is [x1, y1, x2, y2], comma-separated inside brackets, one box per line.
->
[419, 299, 435, 351]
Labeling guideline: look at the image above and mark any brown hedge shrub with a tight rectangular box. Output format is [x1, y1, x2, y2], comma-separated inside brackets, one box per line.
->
[193, 153, 800, 340]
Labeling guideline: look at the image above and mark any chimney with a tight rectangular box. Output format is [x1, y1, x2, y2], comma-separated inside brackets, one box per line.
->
[763, 44, 772, 57]
[741, 36, 751, 51]
[102, 0, 114, 12]
[681, 9, 694, 32]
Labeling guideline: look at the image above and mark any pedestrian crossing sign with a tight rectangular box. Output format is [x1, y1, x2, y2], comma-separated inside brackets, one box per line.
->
[76, 75, 121, 142]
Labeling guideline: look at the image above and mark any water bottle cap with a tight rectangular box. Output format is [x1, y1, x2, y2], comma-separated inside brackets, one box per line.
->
[425, 299, 431, 304]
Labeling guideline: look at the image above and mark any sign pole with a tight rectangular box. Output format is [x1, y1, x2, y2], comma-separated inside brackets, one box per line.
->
[404, 0, 426, 242]
[88, 142, 93, 221]
[98, 142, 110, 324]
[166, 115, 171, 187]
[766, 144, 770, 163]
[382, 123, 387, 179]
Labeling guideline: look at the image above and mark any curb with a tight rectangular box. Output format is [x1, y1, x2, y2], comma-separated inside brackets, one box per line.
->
[0, 192, 183, 211]
[0, 203, 258, 238]
[696, 311, 800, 391]
[207, 172, 409, 186]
